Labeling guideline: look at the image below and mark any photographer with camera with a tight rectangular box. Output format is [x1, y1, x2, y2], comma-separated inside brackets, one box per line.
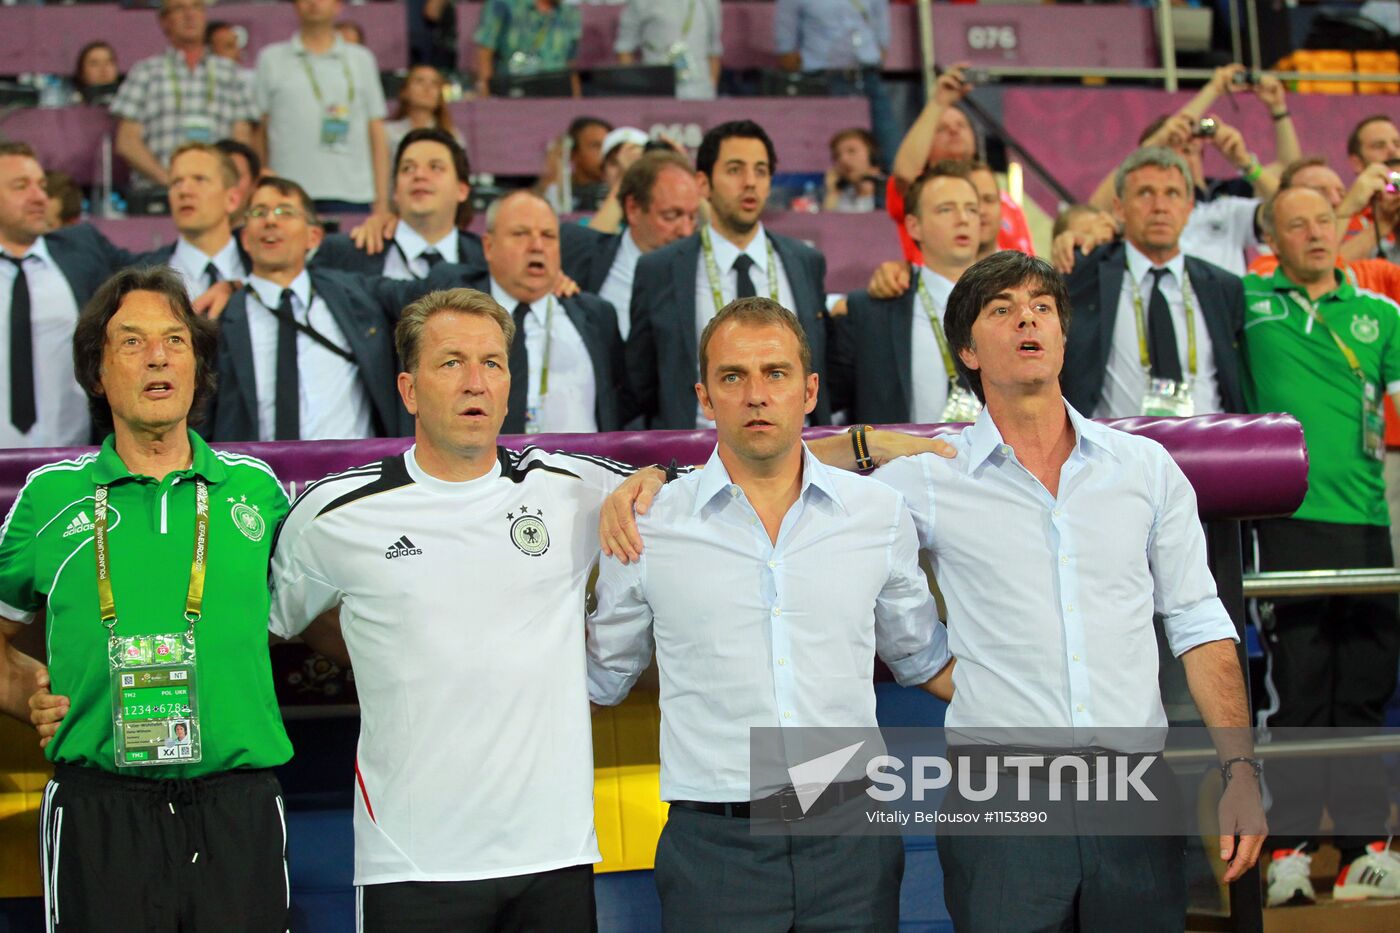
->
[1340, 115, 1400, 264]
[1080, 65, 1299, 275]
[824, 128, 885, 213]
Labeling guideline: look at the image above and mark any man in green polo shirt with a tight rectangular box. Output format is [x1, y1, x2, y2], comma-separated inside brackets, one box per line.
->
[1244, 186, 1400, 904]
[0, 266, 294, 931]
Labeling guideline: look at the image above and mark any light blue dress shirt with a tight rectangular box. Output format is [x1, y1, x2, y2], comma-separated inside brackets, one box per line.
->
[587, 444, 951, 801]
[774, 0, 890, 70]
[873, 401, 1238, 746]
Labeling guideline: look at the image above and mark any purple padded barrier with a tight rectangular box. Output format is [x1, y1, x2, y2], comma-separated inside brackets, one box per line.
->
[0, 413, 1306, 522]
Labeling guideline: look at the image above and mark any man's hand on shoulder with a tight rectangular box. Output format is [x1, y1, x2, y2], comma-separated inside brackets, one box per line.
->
[600, 466, 667, 564]
[867, 261, 912, 300]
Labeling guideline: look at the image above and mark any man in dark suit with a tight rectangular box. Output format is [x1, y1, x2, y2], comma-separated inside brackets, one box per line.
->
[0, 141, 159, 448]
[560, 149, 700, 339]
[627, 120, 830, 429]
[133, 142, 251, 297]
[209, 177, 448, 442]
[1063, 147, 1246, 417]
[467, 189, 631, 433]
[312, 127, 486, 280]
[830, 162, 984, 425]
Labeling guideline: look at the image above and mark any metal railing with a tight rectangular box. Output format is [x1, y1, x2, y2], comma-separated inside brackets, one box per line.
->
[1244, 568, 1400, 598]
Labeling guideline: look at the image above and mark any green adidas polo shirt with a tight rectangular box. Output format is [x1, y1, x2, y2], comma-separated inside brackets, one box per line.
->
[1242, 267, 1400, 526]
[0, 431, 293, 777]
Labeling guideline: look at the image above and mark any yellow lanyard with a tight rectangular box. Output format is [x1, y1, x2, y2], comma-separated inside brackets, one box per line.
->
[167, 54, 216, 115]
[94, 478, 210, 632]
[1290, 290, 1366, 381]
[538, 297, 555, 399]
[700, 224, 779, 314]
[299, 48, 355, 107]
[1129, 261, 1197, 377]
[915, 271, 960, 388]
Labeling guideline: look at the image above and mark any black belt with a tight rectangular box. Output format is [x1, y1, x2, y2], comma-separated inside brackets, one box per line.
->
[671, 780, 871, 822]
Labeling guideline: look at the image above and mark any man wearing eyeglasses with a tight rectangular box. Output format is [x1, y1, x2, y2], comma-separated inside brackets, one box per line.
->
[207, 176, 451, 441]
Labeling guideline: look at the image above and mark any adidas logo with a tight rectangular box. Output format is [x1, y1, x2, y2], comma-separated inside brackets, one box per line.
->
[384, 535, 423, 559]
[62, 510, 94, 538]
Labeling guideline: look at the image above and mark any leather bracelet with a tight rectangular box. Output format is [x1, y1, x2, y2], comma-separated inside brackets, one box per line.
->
[1271, 110, 1291, 122]
[850, 424, 876, 472]
[1220, 756, 1263, 784]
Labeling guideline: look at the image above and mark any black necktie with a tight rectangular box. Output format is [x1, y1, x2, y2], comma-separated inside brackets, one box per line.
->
[1146, 268, 1183, 383]
[733, 253, 757, 300]
[204, 262, 221, 285]
[420, 249, 443, 270]
[274, 288, 300, 440]
[4, 254, 34, 433]
[504, 302, 531, 434]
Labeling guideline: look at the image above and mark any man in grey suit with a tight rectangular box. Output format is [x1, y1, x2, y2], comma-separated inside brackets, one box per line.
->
[829, 161, 984, 425]
[627, 120, 831, 429]
[471, 189, 632, 433]
[208, 177, 451, 442]
[312, 128, 486, 280]
[560, 149, 700, 339]
[1061, 147, 1247, 417]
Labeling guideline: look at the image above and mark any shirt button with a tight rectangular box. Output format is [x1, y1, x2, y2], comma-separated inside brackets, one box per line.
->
[729, 485, 740, 498]
[1052, 508, 1062, 517]
[1065, 603, 1074, 613]
[1076, 704, 1085, 713]
[772, 608, 781, 617]
[1072, 654, 1081, 662]
[998, 444, 1011, 457]
[783, 711, 793, 720]
[1061, 556, 1070, 565]
[777, 658, 786, 666]
[767, 560, 777, 569]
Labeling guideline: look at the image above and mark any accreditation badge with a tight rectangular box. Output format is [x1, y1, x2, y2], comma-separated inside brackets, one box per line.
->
[1362, 379, 1386, 462]
[668, 41, 693, 82]
[508, 50, 542, 75]
[940, 384, 983, 424]
[109, 633, 201, 768]
[1141, 378, 1195, 418]
[320, 105, 351, 150]
[180, 113, 214, 143]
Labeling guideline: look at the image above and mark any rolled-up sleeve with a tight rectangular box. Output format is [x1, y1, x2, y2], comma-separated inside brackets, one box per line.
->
[875, 498, 951, 686]
[615, 0, 641, 54]
[586, 551, 656, 705]
[1150, 450, 1239, 657]
[773, 0, 799, 55]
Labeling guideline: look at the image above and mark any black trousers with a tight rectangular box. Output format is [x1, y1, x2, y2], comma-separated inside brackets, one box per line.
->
[937, 835, 1187, 933]
[41, 763, 289, 933]
[653, 803, 904, 933]
[1254, 518, 1400, 856]
[359, 864, 597, 933]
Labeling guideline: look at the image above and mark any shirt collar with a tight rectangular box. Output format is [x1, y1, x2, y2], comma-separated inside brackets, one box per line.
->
[165, 47, 207, 71]
[246, 269, 312, 312]
[395, 223, 458, 265]
[92, 430, 228, 486]
[1267, 264, 1352, 302]
[1125, 240, 1186, 287]
[963, 398, 1118, 472]
[691, 442, 846, 516]
[291, 32, 345, 57]
[488, 277, 548, 319]
[2, 235, 52, 265]
[707, 222, 769, 278]
[916, 266, 957, 307]
[618, 228, 643, 264]
[173, 235, 241, 278]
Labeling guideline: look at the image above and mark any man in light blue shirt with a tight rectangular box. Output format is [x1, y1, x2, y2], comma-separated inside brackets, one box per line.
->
[589, 296, 954, 932]
[775, 0, 897, 173]
[871, 250, 1265, 932]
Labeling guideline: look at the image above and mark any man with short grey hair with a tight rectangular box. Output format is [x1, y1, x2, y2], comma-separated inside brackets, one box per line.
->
[1061, 146, 1247, 419]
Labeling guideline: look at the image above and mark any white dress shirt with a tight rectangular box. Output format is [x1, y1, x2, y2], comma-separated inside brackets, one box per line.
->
[381, 223, 459, 281]
[489, 278, 597, 433]
[244, 270, 373, 441]
[598, 228, 642, 340]
[873, 402, 1238, 747]
[909, 267, 957, 424]
[0, 237, 87, 449]
[1180, 195, 1259, 278]
[588, 445, 951, 801]
[168, 236, 246, 298]
[693, 222, 797, 426]
[1096, 242, 1221, 418]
